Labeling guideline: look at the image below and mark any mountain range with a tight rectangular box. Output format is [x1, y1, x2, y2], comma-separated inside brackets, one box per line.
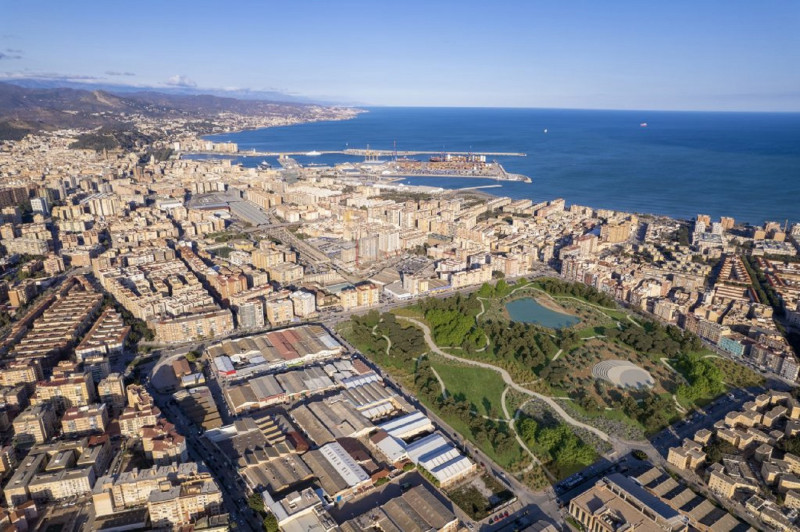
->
[0, 81, 330, 140]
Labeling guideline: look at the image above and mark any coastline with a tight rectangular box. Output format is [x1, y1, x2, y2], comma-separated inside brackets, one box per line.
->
[199, 107, 800, 225]
[203, 107, 367, 139]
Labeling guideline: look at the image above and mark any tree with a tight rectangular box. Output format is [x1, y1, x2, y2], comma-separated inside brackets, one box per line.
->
[247, 493, 265, 515]
[263, 513, 279, 532]
[780, 435, 800, 456]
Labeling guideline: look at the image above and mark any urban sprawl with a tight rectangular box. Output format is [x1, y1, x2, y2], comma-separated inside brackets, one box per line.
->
[0, 109, 798, 532]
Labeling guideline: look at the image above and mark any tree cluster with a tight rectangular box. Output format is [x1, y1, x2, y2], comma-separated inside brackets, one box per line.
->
[476, 279, 519, 299]
[484, 320, 558, 373]
[673, 352, 725, 403]
[779, 435, 800, 456]
[517, 417, 596, 472]
[606, 320, 701, 359]
[705, 439, 739, 463]
[347, 311, 426, 370]
[535, 278, 616, 307]
[69, 124, 153, 152]
[744, 256, 784, 315]
[620, 393, 676, 433]
[419, 293, 484, 348]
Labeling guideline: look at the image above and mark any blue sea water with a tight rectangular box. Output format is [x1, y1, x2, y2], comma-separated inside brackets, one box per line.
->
[205, 107, 800, 225]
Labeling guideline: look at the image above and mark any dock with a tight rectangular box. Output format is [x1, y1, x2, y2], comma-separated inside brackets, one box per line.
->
[187, 148, 527, 158]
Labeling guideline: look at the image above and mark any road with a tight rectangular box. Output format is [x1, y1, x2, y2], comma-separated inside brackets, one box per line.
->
[649, 385, 769, 456]
[148, 385, 262, 531]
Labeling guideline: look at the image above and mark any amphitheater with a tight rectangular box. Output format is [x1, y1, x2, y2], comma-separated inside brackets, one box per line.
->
[592, 360, 655, 389]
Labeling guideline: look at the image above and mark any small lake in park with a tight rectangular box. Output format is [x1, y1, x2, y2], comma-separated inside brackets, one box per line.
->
[505, 298, 580, 329]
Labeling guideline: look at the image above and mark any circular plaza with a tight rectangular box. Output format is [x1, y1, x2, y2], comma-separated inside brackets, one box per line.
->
[592, 360, 655, 390]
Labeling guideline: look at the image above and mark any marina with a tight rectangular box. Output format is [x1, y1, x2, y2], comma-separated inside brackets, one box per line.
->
[185, 145, 533, 182]
[190, 147, 528, 158]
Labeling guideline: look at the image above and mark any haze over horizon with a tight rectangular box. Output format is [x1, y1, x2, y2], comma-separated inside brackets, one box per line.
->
[2, 0, 799, 111]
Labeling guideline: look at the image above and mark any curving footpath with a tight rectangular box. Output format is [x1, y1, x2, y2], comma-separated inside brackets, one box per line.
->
[381, 334, 392, 356]
[430, 366, 448, 399]
[399, 316, 613, 443]
[501, 386, 557, 480]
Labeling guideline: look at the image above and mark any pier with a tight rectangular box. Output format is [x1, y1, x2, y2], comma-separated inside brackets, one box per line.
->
[187, 148, 527, 158]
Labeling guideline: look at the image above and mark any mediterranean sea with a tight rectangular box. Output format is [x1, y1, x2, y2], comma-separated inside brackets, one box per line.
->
[205, 107, 800, 225]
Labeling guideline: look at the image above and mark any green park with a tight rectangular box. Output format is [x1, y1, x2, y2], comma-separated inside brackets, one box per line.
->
[337, 276, 764, 494]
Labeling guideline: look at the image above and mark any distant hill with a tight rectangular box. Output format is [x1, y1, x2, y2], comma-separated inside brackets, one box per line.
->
[4, 78, 320, 104]
[0, 81, 323, 139]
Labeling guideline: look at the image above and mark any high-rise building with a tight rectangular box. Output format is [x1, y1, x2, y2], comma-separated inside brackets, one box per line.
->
[147, 477, 223, 527]
[235, 299, 265, 329]
[265, 299, 294, 325]
[13, 403, 57, 444]
[290, 290, 316, 317]
[97, 373, 126, 416]
[61, 404, 109, 436]
[30, 197, 50, 215]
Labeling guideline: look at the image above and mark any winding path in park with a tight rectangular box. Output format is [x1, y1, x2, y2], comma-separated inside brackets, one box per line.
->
[398, 315, 656, 459]
[500, 386, 557, 480]
[430, 366, 448, 399]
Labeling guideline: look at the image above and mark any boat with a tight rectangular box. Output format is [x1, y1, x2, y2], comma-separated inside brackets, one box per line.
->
[640, 122, 648, 127]
[305, 150, 322, 156]
[543, 128, 548, 134]
[258, 160, 271, 169]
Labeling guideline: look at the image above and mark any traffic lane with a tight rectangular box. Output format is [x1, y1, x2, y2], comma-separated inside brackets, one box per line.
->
[149, 387, 258, 531]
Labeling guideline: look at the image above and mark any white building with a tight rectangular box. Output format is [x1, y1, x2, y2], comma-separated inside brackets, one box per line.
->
[377, 411, 434, 441]
[405, 433, 476, 487]
[290, 290, 316, 317]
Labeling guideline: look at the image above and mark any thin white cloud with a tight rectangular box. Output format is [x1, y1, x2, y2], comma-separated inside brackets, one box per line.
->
[105, 70, 136, 77]
[165, 74, 196, 88]
[0, 71, 102, 81]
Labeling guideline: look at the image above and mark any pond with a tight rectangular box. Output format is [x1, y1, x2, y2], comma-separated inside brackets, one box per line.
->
[505, 298, 580, 329]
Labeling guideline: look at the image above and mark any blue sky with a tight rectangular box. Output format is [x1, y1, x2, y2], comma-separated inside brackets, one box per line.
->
[1, 0, 799, 110]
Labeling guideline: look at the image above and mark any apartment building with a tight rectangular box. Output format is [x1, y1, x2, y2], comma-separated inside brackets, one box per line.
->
[141, 419, 187, 466]
[265, 298, 294, 326]
[74, 307, 130, 361]
[97, 373, 126, 415]
[34, 372, 96, 411]
[150, 307, 234, 344]
[28, 466, 96, 502]
[61, 404, 109, 437]
[12, 403, 57, 444]
[569, 475, 689, 532]
[92, 463, 208, 516]
[147, 478, 223, 527]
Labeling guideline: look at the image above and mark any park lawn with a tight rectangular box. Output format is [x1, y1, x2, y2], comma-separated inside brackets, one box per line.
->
[429, 358, 508, 418]
[712, 357, 765, 388]
[566, 399, 646, 432]
[391, 306, 425, 319]
[412, 386, 525, 470]
[576, 324, 609, 339]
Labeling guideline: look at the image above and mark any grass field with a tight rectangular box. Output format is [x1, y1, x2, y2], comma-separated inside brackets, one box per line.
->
[429, 358, 508, 418]
[412, 380, 526, 470]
